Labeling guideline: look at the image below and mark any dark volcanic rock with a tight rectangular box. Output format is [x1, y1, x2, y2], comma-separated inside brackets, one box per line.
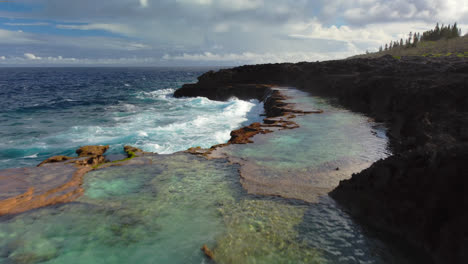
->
[331, 143, 468, 264]
[174, 55, 468, 264]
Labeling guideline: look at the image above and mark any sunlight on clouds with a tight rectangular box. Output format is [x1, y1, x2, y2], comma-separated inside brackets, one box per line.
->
[24, 53, 41, 60]
[140, 0, 148, 8]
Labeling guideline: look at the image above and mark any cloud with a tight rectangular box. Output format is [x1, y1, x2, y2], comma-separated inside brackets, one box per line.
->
[162, 48, 358, 64]
[24, 53, 41, 60]
[140, 0, 148, 8]
[1, 0, 467, 65]
[0, 29, 39, 44]
[214, 23, 230, 33]
[0, 56, 5, 60]
[56, 23, 134, 35]
[4, 22, 50, 26]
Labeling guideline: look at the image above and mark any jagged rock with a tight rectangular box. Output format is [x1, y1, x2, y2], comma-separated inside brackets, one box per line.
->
[76, 145, 109, 157]
[229, 123, 272, 144]
[73, 155, 106, 167]
[123, 145, 144, 157]
[37, 155, 73, 167]
[174, 55, 468, 264]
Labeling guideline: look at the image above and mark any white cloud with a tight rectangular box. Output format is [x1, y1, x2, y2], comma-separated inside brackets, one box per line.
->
[176, 0, 213, 6]
[175, 0, 263, 10]
[140, 0, 148, 8]
[217, 0, 263, 11]
[214, 23, 230, 33]
[0, 55, 163, 66]
[56, 23, 134, 35]
[4, 22, 50, 26]
[162, 49, 357, 64]
[24, 53, 41, 60]
[285, 19, 462, 52]
[0, 29, 41, 44]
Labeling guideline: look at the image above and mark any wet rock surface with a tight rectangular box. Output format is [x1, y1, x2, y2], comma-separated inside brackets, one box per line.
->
[76, 145, 109, 157]
[174, 55, 468, 264]
[0, 145, 140, 216]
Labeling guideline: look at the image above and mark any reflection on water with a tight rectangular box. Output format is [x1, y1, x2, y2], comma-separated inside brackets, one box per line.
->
[0, 89, 420, 264]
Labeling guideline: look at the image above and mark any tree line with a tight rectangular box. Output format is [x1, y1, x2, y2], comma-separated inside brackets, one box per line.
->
[378, 23, 462, 52]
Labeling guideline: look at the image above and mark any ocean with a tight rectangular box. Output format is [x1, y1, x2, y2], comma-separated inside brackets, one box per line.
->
[0, 67, 264, 170]
[0, 67, 426, 264]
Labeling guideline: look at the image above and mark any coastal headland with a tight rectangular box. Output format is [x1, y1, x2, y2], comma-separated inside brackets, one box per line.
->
[174, 55, 468, 264]
[0, 55, 466, 263]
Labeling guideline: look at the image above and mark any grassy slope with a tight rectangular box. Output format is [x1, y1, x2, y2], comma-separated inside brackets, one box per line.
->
[349, 35, 468, 59]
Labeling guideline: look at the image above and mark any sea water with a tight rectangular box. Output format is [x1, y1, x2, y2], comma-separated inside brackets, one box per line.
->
[0, 70, 425, 263]
[0, 67, 263, 169]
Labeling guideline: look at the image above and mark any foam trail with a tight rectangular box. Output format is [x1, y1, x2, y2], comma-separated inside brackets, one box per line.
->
[7, 92, 265, 160]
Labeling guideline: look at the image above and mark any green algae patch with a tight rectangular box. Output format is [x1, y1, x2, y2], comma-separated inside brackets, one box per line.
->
[92, 150, 137, 169]
[213, 199, 323, 264]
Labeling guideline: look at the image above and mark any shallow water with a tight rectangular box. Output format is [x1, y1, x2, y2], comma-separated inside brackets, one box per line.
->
[0, 88, 422, 264]
[0, 153, 414, 264]
[220, 89, 390, 202]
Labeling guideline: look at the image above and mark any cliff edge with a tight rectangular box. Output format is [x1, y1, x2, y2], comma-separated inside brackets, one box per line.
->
[175, 55, 468, 264]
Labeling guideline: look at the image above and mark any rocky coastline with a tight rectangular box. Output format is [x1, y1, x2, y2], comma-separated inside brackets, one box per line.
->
[174, 55, 468, 264]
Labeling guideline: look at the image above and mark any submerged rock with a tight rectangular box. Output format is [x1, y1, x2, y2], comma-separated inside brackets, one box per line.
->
[201, 244, 215, 260]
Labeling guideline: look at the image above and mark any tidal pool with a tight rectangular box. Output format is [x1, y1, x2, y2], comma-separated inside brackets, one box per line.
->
[217, 88, 391, 202]
[0, 89, 421, 263]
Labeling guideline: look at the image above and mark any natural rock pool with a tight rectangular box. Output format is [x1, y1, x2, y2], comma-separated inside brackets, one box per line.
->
[0, 89, 422, 264]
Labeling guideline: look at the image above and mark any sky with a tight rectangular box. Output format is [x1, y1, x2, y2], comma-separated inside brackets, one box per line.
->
[0, 0, 466, 66]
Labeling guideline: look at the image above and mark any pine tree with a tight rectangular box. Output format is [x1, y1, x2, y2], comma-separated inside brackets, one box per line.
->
[452, 23, 460, 38]
[412, 33, 418, 47]
[379, 46, 383, 52]
[435, 22, 440, 38]
[384, 44, 388, 51]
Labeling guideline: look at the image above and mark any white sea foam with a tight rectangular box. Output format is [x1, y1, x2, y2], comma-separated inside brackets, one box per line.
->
[38, 92, 264, 155]
[135, 89, 175, 100]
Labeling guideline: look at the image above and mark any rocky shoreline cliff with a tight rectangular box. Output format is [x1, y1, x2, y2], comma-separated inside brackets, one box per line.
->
[174, 55, 468, 264]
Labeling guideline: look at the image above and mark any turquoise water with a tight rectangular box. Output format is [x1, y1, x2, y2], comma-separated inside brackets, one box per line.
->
[0, 154, 414, 264]
[218, 89, 390, 202]
[0, 89, 422, 263]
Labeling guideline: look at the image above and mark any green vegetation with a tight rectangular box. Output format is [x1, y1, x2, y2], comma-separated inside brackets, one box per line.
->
[92, 151, 137, 169]
[351, 23, 467, 59]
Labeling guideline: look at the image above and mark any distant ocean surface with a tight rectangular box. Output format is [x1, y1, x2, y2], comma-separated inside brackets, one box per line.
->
[0, 67, 264, 170]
